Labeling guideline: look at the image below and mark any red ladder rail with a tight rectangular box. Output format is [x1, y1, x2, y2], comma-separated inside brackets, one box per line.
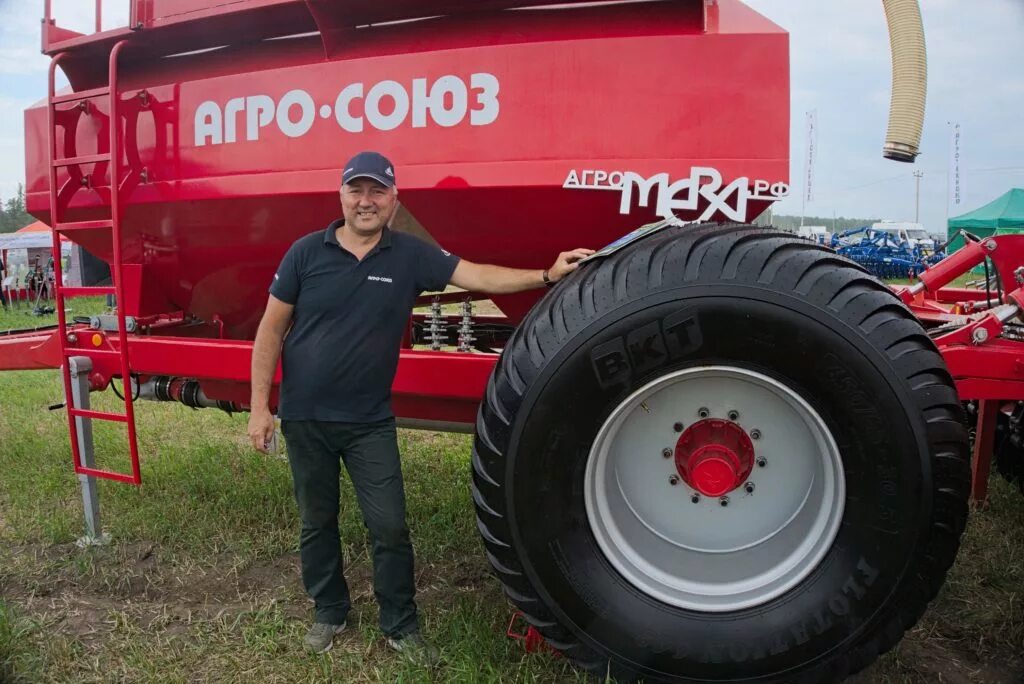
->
[48, 40, 142, 485]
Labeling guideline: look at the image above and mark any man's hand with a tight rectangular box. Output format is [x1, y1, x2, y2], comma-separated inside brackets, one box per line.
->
[248, 408, 276, 453]
[547, 248, 596, 283]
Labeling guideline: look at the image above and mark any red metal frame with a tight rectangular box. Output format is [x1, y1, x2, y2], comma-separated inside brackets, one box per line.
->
[507, 612, 557, 655]
[48, 42, 142, 485]
[9, 0, 792, 487]
[895, 233, 1024, 502]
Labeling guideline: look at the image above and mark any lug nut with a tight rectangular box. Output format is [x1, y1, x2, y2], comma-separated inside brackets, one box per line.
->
[698, 407, 710, 419]
[757, 457, 767, 468]
[727, 410, 739, 421]
[750, 429, 762, 440]
[719, 496, 729, 507]
[662, 448, 673, 459]
[744, 482, 755, 494]
[691, 494, 700, 504]
[673, 422, 684, 432]
[669, 475, 680, 486]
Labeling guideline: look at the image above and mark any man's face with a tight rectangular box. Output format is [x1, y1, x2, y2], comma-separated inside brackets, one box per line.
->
[340, 178, 397, 236]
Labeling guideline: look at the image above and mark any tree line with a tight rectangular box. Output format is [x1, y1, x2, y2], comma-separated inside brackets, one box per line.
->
[769, 214, 881, 233]
[0, 184, 33, 234]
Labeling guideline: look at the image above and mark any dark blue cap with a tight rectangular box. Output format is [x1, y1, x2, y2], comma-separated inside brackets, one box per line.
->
[342, 151, 396, 187]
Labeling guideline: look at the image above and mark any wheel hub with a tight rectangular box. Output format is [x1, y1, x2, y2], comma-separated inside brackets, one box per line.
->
[675, 419, 754, 497]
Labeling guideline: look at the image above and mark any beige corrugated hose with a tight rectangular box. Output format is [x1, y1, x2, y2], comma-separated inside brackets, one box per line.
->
[882, 0, 927, 162]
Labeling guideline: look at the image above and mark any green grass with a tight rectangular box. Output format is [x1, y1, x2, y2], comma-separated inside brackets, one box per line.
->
[0, 296, 109, 333]
[0, 370, 588, 683]
[1, 368, 1022, 682]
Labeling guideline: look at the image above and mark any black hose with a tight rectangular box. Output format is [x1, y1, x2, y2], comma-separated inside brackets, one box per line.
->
[110, 374, 140, 402]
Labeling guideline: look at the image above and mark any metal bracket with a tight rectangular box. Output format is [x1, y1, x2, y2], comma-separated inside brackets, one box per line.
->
[69, 356, 111, 546]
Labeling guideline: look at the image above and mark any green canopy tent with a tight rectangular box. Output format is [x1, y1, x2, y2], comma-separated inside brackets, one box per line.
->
[947, 188, 1024, 251]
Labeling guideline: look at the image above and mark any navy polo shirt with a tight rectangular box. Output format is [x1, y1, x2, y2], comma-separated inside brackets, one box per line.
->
[269, 219, 460, 422]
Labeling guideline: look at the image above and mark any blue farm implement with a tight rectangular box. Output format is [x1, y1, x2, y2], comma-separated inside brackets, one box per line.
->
[829, 226, 944, 279]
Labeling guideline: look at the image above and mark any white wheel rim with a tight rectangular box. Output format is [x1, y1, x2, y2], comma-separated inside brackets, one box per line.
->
[584, 366, 845, 612]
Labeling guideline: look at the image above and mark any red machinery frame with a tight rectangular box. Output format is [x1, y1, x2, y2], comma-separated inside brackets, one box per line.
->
[7, 233, 1024, 502]
[11, 1, 1020, 504]
[13, 0, 793, 484]
[897, 233, 1024, 502]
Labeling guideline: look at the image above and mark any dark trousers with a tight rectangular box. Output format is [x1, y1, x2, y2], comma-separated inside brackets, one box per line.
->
[281, 418, 418, 637]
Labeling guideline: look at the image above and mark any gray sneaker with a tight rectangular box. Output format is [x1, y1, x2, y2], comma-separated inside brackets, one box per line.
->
[386, 631, 441, 667]
[303, 621, 346, 653]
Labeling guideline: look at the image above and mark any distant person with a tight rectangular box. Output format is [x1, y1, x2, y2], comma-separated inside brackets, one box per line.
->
[247, 151, 593, 662]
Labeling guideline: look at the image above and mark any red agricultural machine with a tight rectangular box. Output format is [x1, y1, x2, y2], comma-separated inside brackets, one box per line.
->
[2, 0, 1019, 681]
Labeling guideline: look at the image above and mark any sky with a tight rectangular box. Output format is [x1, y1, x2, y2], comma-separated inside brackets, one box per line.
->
[0, 0, 1021, 233]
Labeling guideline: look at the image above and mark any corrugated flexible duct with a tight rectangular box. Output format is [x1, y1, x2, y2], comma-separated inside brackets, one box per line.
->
[882, 0, 927, 162]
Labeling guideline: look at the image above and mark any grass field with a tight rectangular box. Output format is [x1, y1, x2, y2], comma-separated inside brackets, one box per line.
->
[0, 296, 109, 333]
[1, 301, 1022, 682]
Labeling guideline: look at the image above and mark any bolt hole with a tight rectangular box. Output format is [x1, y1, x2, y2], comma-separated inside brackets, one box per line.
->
[697, 407, 710, 419]
[719, 497, 729, 507]
[727, 410, 739, 421]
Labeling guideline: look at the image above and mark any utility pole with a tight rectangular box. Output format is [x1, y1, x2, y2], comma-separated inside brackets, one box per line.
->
[913, 170, 923, 223]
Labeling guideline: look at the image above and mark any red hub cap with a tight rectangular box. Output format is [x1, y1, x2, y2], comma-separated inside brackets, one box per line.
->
[675, 419, 755, 497]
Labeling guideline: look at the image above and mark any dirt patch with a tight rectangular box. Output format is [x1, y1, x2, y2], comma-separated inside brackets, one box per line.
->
[851, 630, 1024, 684]
[7, 539, 1019, 683]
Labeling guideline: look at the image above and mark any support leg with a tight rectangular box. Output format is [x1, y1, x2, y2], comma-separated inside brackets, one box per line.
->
[971, 399, 998, 506]
[69, 356, 109, 546]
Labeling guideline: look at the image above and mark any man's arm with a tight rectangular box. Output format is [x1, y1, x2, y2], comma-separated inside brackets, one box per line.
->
[247, 294, 294, 452]
[449, 248, 594, 294]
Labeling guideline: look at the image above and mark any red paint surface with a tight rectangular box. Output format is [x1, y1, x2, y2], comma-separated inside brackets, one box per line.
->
[24, 0, 788, 340]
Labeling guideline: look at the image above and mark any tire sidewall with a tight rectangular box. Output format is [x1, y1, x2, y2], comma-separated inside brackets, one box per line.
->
[505, 283, 933, 680]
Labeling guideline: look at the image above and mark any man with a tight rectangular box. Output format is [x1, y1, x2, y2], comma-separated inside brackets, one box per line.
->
[247, 151, 593, 661]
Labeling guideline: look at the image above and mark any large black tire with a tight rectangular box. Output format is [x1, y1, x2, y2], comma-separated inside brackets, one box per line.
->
[472, 224, 970, 682]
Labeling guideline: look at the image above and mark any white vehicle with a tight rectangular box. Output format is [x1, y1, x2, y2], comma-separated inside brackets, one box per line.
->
[871, 221, 937, 250]
[796, 225, 831, 243]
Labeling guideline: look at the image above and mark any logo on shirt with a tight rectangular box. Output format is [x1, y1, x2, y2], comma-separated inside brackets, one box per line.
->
[367, 275, 393, 283]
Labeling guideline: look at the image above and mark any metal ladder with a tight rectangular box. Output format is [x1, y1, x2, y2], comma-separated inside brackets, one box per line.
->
[47, 40, 141, 486]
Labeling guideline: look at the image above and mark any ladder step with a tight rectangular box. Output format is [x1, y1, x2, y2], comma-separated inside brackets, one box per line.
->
[69, 408, 129, 423]
[61, 286, 116, 297]
[76, 466, 138, 485]
[52, 153, 112, 168]
[56, 220, 113, 232]
[52, 86, 111, 105]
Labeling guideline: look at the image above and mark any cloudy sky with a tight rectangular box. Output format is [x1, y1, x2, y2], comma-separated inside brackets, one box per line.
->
[0, 0, 1021, 232]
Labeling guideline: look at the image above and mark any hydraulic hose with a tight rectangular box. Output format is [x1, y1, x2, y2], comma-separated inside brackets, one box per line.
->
[882, 0, 927, 162]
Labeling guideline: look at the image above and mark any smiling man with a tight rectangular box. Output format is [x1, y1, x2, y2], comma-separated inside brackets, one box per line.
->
[247, 151, 592, 662]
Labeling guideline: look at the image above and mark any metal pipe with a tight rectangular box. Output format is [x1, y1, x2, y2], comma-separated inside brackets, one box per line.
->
[881, 0, 927, 162]
[134, 376, 242, 412]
